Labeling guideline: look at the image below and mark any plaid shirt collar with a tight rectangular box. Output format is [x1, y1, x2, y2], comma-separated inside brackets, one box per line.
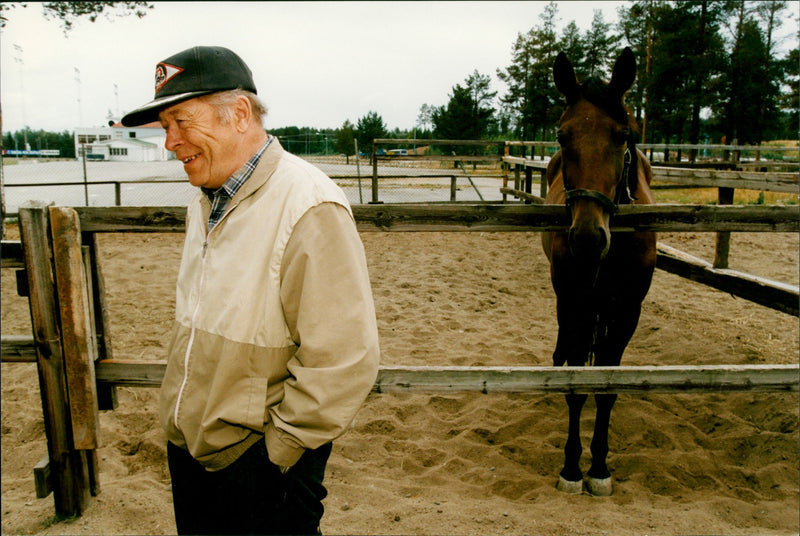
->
[202, 136, 272, 231]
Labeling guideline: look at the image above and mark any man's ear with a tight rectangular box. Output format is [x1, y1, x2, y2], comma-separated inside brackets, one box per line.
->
[233, 96, 252, 133]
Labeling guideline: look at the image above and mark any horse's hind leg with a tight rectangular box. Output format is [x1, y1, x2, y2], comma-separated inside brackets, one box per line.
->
[558, 393, 588, 494]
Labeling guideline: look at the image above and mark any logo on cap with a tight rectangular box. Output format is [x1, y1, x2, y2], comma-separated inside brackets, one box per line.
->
[155, 62, 184, 93]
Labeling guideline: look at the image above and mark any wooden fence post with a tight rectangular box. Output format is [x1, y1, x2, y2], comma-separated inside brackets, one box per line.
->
[540, 168, 548, 199]
[524, 166, 533, 203]
[371, 140, 380, 204]
[50, 206, 102, 498]
[715, 141, 740, 269]
[18, 201, 92, 517]
[49, 207, 101, 449]
[714, 187, 735, 268]
[81, 231, 117, 410]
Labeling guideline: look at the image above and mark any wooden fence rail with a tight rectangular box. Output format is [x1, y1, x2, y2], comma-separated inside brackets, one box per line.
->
[5, 353, 793, 394]
[503, 156, 799, 193]
[501, 151, 798, 270]
[87, 360, 798, 394]
[62, 204, 799, 234]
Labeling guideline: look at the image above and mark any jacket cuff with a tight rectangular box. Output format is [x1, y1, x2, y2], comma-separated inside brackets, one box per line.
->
[264, 422, 306, 468]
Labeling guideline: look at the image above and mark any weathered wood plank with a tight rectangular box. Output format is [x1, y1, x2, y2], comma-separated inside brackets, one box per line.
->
[504, 141, 798, 153]
[503, 156, 548, 169]
[82, 231, 118, 411]
[1, 335, 37, 362]
[657, 243, 799, 316]
[501, 156, 799, 193]
[353, 204, 799, 232]
[34, 456, 52, 499]
[95, 359, 166, 386]
[19, 200, 89, 517]
[499, 188, 546, 204]
[74, 206, 187, 232]
[94, 360, 798, 393]
[374, 365, 799, 394]
[374, 138, 503, 147]
[650, 167, 798, 193]
[376, 154, 502, 162]
[72, 205, 799, 233]
[1, 240, 25, 268]
[50, 207, 101, 451]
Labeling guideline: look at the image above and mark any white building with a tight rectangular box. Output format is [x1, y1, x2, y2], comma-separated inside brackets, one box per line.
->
[74, 122, 174, 162]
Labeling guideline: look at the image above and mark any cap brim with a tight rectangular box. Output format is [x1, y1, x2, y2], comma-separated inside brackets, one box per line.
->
[120, 90, 215, 126]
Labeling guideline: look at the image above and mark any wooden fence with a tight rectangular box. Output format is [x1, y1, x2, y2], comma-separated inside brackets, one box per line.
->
[501, 142, 798, 271]
[1, 152, 798, 518]
[504, 140, 799, 166]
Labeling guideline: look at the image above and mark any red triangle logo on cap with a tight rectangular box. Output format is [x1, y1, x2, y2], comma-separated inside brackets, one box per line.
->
[155, 62, 184, 93]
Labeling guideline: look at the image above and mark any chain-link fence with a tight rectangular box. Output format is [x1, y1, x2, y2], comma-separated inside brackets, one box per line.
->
[2, 148, 508, 215]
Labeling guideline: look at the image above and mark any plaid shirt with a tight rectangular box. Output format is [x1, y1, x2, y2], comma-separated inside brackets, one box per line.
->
[202, 136, 272, 231]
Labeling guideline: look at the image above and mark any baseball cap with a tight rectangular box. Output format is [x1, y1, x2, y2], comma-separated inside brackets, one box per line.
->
[121, 46, 257, 126]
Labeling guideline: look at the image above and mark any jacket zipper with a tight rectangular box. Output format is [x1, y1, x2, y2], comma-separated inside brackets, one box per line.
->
[173, 237, 209, 431]
[172, 202, 238, 432]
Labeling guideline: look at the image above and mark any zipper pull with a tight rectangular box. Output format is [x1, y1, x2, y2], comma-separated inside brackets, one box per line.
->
[202, 241, 208, 256]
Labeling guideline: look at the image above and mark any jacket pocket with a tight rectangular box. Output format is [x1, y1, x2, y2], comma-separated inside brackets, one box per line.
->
[178, 331, 285, 457]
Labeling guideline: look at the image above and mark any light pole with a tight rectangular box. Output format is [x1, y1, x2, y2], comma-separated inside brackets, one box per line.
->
[74, 67, 83, 126]
[13, 44, 29, 150]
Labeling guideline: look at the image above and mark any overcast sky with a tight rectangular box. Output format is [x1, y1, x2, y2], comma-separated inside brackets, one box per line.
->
[1, 1, 797, 134]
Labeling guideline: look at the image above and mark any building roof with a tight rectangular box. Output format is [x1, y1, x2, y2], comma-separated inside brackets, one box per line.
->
[92, 137, 162, 148]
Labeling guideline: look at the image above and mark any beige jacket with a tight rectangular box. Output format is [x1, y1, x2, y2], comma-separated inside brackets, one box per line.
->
[159, 139, 380, 471]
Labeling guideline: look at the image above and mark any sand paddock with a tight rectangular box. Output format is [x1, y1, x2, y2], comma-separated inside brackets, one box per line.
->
[2, 224, 798, 535]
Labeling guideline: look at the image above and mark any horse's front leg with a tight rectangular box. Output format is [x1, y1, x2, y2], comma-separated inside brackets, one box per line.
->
[552, 288, 597, 494]
[558, 392, 588, 493]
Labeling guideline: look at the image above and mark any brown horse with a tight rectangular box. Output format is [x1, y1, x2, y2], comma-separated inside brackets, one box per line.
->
[541, 47, 657, 496]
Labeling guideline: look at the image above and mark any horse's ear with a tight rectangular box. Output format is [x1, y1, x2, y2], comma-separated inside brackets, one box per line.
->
[554, 52, 579, 102]
[609, 47, 636, 97]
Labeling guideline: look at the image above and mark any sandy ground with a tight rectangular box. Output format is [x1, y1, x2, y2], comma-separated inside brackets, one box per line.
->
[1, 223, 798, 535]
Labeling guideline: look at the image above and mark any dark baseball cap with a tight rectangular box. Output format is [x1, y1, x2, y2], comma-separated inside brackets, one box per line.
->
[121, 46, 257, 126]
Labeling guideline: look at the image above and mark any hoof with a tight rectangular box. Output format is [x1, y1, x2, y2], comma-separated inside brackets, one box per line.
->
[556, 476, 583, 494]
[585, 476, 613, 496]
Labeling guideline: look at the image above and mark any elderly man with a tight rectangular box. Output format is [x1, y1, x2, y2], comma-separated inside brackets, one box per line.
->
[122, 46, 380, 535]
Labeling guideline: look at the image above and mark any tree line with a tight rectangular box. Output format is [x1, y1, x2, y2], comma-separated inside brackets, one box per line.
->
[2, 1, 797, 158]
[2, 129, 76, 158]
[344, 0, 798, 153]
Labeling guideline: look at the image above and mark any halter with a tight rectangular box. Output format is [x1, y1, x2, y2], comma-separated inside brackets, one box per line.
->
[563, 148, 633, 214]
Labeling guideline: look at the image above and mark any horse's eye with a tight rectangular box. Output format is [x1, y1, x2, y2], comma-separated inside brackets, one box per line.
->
[556, 130, 569, 146]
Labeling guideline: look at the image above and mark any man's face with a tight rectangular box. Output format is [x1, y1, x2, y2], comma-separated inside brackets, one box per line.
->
[159, 98, 241, 189]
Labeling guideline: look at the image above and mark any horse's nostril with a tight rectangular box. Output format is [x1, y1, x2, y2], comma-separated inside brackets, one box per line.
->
[568, 225, 609, 261]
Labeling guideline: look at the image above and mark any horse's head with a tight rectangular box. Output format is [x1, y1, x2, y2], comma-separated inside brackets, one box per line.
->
[553, 47, 639, 265]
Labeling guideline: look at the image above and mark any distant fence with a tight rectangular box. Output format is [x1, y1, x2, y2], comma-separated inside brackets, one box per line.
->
[501, 140, 799, 273]
[3, 140, 797, 213]
[504, 140, 799, 166]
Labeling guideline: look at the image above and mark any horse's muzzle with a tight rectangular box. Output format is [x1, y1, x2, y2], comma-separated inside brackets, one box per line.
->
[568, 218, 610, 265]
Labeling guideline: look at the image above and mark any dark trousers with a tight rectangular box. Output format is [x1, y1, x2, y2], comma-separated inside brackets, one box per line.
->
[167, 439, 331, 535]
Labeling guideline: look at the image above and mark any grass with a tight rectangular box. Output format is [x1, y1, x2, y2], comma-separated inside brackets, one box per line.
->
[654, 188, 798, 205]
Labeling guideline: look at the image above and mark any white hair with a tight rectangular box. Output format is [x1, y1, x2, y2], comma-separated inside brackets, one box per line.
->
[199, 89, 267, 126]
